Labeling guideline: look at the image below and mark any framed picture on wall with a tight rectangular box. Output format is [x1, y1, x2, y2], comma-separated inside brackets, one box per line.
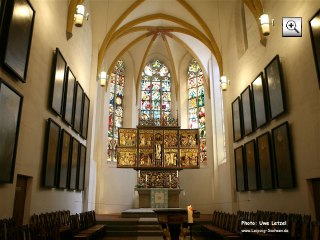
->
[309, 9, 320, 88]
[256, 132, 275, 190]
[234, 146, 246, 192]
[57, 130, 71, 189]
[1, 0, 35, 82]
[81, 93, 90, 139]
[42, 118, 60, 188]
[232, 97, 242, 142]
[0, 79, 23, 183]
[68, 137, 79, 190]
[271, 122, 295, 188]
[244, 140, 259, 191]
[50, 48, 67, 116]
[63, 67, 76, 127]
[73, 82, 84, 134]
[241, 86, 254, 136]
[251, 73, 268, 128]
[265, 55, 286, 119]
[77, 143, 86, 191]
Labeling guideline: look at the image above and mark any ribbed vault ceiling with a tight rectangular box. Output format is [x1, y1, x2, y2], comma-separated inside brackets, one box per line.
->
[66, 0, 265, 92]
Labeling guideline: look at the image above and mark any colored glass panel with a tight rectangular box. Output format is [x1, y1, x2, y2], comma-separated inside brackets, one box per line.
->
[187, 59, 206, 164]
[108, 60, 125, 162]
[140, 59, 172, 123]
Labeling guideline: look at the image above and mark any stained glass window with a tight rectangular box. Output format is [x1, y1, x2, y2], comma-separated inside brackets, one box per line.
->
[140, 59, 171, 125]
[187, 59, 207, 163]
[107, 60, 125, 162]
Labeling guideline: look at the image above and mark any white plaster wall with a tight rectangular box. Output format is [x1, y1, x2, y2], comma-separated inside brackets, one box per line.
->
[222, 1, 320, 217]
[0, 0, 93, 221]
[94, 52, 137, 214]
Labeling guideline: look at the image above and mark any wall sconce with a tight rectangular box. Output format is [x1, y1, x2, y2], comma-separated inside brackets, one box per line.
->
[220, 75, 230, 91]
[260, 14, 274, 36]
[100, 71, 107, 87]
[74, 4, 89, 27]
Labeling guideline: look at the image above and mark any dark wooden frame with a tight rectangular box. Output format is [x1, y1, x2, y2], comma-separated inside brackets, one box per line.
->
[244, 140, 259, 191]
[0, 0, 35, 82]
[57, 130, 71, 189]
[77, 143, 86, 191]
[50, 48, 67, 116]
[0, 79, 23, 183]
[232, 97, 243, 142]
[265, 55, 286, 119]
[73, 82, 84, 134]
[271, 122, 295, 188]
[42, 118, 60, 188]
[251, 73, 268, 129]
[234, 146, 246, 192]
[241, 86, 254, 136]
[0, 0, 6, 35]
[256, 132, 275, 190]
[309, 9, 320, 88]
[63, 67, 76, 126]
[81, 93, 90, 139]
[68, 137, 79, 190]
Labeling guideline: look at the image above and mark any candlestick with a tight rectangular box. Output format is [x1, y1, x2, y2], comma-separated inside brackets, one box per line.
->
[187, 205, 193, 223]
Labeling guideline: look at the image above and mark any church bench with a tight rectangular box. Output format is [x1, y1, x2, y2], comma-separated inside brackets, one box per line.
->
[71, 211, 106, 240]
[202, 211, 241, 239]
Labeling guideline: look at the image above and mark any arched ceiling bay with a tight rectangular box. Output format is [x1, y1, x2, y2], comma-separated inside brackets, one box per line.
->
[85, 0, 264, 94]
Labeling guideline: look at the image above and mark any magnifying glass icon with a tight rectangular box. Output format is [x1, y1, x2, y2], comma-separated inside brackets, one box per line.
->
[286, 20, 300, 33]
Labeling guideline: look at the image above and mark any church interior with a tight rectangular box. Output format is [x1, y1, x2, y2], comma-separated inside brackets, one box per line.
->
[0, 0, 319, 239]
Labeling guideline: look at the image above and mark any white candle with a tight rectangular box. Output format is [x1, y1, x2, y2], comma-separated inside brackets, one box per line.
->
[138, 170, 140, 177]
[177, 170, 179, 178]
[146, 175, 148, 182]
[187, 205, 193, 223]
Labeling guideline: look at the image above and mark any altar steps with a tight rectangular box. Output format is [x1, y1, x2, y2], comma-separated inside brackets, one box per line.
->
[96, 212, 211, 239]
[97, 216, 163, 237]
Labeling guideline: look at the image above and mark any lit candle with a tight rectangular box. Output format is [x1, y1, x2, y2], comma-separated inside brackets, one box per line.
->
[187, 205, 193, 223]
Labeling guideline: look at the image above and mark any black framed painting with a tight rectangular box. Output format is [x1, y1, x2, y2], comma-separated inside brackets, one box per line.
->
[50, 48, 67, 116]
[232, 97, 242, 142]
[73, 82, 84, 134]
[42, 118, 60, 188]
[68, 137, 79, 190]
[309, 9, 320, 88]
[63, 67, 76, 126]
[77, 143, 86, 191]
[251, 73, 268, 129]
[256, 132, 274, 190]
[1, 0, 35, 82]
[234, 146, 246, 192]
[244, 140, 259, 191]
[81, 93, 90, 139]
[241, 86, 254, 136]
[0, 79, 23, 183]
[57, 130, 71, 189]
[271, 122, 295, 188]
[265, 55, 286, 119]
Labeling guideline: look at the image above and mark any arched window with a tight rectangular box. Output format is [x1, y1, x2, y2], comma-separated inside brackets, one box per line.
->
[187, 59, 207, 163]
[107, 60, 125, 162]
[140, 59, 171, 125]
